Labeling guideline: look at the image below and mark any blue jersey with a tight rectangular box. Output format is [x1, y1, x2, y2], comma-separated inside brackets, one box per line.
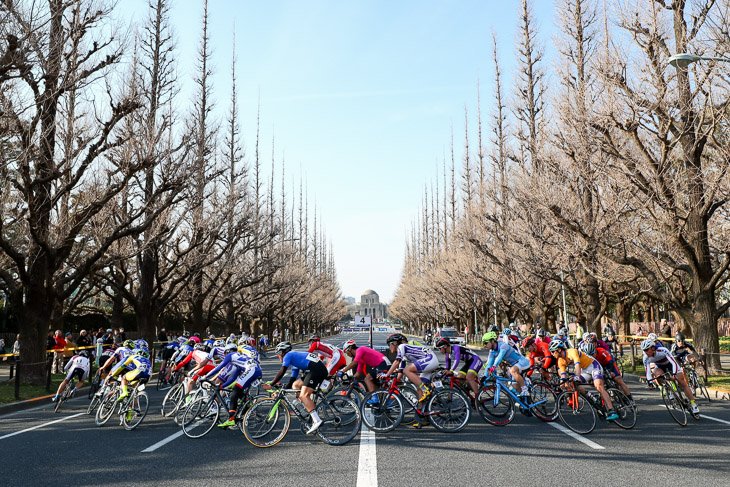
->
[113, 347, 133, 366]
[164, 342, 180, 351]
[282, 351, 320, 379]
[486, 342, 526, 369]
[207, 346, 227, 362]
[206, 352, 255, 388]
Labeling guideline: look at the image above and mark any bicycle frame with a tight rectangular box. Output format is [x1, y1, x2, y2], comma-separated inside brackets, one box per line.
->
[488, 374, 547, 410]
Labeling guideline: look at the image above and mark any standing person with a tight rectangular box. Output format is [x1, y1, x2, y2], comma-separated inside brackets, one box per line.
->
[575, 323, 585, 341]
[113, 329, 123, 346]
[76, 329, 91, 349]
[0, 337, 5, 356]
[272, 328, 279, 345]
[46, 331, 56, 361]
[52, 330, 67, 374]
[119, 327, 126, 341]
[12, 334, 20, 360]
[157, 327, 168, 345]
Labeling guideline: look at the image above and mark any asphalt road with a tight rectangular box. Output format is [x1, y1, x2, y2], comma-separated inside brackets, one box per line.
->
[1, 332, 729, 487]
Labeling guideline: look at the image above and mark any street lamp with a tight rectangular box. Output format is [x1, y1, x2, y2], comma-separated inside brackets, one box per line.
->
[668, 52, 730, 68]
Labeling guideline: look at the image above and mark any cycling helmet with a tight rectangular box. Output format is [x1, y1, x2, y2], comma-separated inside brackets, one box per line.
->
[135, 339, 149, 349]
[183, 331, 190, 338]
[177, 336, 187, 344]
[556, 329, 566, 338]
[308, 334, 321, 344]
[224, 343, 237, 353]
[275, 341, 292, 355]
[237, 337, 248, 346]
[208, 334, 216, 339]
[194, 343, 206, 351]
[584, 332, 597, 343]
[123, 339, 135, 349]
[343, 339, 357, 351]
[78, 350, 90, 358]
[548, 340, 566, 352]
[213, 339, 225, 347]
[647, 332, 658, 342]
[509, 322, 517, 328]
[386, 333, 406, 345]
[435, 337, 450, 349]
[193, 332, 200, 337]
[501, 327, 511, 336]
[580, 342, 596, 356]
[537, 328, 546, 337]
[640, 339, 656, 351]
[606, 329, 615, 337]
[675, 332, 685, 342]
[239, 345, 259, 361]
[189, 336, 201, 344]
[136, 347, 150, 359]
[522, 337, 535, 349]
[482, 331, 498, 343]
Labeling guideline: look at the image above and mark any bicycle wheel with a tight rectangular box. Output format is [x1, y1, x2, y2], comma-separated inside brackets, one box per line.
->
[529, 382, 558, 422]
[661, 385, 688, 426]
[88, 375, 101, 399]
[54, 381, 73, 413]
[696, 375, 711, 402]
[161, 383, 184, 417]
[181, 396, 219, 438]
[427, 389, 470, 432]
[398, 385, 420, 425]
[87, 391, 103, 415]
[156, 371, 167, 391]
[243, 398, 290, 447]
[95, 390, 119, 426]
[557, 391, 596, 434]
[361, 390, 403, 433]
[316, 396, 362, 445]
[328, 386, 364, 408]
[122, 392, 150, 430]
[606, 388, 636, 429]
[476, 385, 515, 426]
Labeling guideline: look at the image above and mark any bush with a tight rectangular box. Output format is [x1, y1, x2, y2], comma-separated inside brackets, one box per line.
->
[720, 336, 730, 353]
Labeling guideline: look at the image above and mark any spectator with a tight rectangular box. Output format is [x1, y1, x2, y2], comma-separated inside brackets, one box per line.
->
[603, 323, 615, 337]
[575, 323, 585, 340]
[0, 337, 5, 358]
[119, 327, 126, 340]
[64, 332, 75, 358]
[157, 327, 168, 345]
[95, 328, 105, 345]
[660, 319, 672, 338]
[52, 330, 67, 374]
[76, 329, 91, 350]
[113, 328, 123, 346]
[12, 334, 20, 360]
[46, 331, 56, 359]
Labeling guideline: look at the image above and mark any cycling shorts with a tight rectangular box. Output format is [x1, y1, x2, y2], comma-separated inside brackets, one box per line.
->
[300, 361, 328, 389]
[326, 354, 347, 374]
[191, 363, 215, 381]
[459, 355, 484, 375]
[655, 357, 680, 376]
[234, 365, 263, 390]
[365, 358, 391, 379]
[162, 348, 176, 360]
[411, 354, 439, 380]
[124, 368, 150, 385]
[66, 367, 88, 382]
[512, 357, 531, 373]
[578, 361, 604, 383]
[604, 360, 621, 378]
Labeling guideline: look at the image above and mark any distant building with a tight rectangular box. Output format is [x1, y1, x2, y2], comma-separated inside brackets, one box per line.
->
[349, 290, 388, 321]
[344, 296, 356, 304]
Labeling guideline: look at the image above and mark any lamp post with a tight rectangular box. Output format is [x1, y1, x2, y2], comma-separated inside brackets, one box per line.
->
[668, 53, 730, 68]
[560, 269, 568, 328]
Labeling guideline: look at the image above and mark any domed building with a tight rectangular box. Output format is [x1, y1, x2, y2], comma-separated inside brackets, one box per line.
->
[353, 290, 388, 321]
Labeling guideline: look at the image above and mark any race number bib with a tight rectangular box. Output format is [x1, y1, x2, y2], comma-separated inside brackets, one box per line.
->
[306, 353, 321, 362]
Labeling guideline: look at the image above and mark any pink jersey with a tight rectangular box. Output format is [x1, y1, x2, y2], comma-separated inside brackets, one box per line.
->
[354, 346, 386, 374]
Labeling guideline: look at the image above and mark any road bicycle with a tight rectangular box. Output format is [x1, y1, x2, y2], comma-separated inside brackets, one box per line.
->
[243, 385, 361, 447]
[54, 374, 80, 413]
[476, 372, 558, 426]
[648, 373, 700, 426]
[556, 378, 636, 434]
[327, 375, 369, 407]
[682, 360, 711, 402]
[179, 379, 267, 439]
[361, 374, 470, 433]
[95, 379, 150, 430]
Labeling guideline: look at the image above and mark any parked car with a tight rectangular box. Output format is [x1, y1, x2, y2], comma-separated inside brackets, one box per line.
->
[434, 327, 465, 346]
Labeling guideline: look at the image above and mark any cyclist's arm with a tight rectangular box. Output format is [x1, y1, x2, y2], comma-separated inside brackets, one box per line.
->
[269, 365, 289, 386]
[490, 346, 508, 370]
[204, 353, 232, 379]
[449, 347, 461, 372]
[643, 355, 653, 381]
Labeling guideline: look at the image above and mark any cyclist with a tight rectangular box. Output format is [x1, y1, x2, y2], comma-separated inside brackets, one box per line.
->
[581, 332, 611, 354]
[178, 343, 217, 397]
[383, 333, 439, 403]
[435, 337, 482, 397]
[262, 342, 328, 435]
[604, 328, 619, 354]
[500, 328, 521, 353]
[338, 340, 390, 393]
[160, 336, 185, 380]
[205, 343, 263, 428]
[553, 328, 572, 348]
[483, 331, 531, 400]
[99, 339, 135, 373]
[522, 337, 554, 380]
[307, 335, 346, 375]
[641, 338, 699, 415]
[108, 347, 152, 401]
[647, 332, 667, 349]
[509, 322, 523, 340]
[670, 333, 697, 365]
[549, 340, 619, 421]
[52, 350, 91, 402]
[579, 341, 633, 404]
[535, 328, 551, 345]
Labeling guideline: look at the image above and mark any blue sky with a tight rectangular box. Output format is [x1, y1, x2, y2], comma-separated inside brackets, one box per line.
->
[117, 0, 557, 302]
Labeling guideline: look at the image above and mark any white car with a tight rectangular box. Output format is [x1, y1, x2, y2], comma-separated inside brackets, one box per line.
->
[435, 327, 465, 346]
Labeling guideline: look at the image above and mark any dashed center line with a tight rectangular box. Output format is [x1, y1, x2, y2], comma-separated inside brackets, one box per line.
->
[0, 412, 85, 440]
[356, 423, 377, 486]
[548, 422, 605, 450]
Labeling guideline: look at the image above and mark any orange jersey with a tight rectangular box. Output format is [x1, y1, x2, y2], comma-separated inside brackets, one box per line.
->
[556, 349, 595, 377]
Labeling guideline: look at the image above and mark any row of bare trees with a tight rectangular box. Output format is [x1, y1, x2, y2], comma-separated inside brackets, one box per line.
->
[0, 0, 345, 382]
[390, 0, 730, 372]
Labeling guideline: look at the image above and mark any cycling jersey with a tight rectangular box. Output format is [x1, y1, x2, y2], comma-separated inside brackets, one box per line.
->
[282, 351, 322, 380]
[499, 334, 520, 353]
[486, 341, 528, 370]
[527, 341, 553, 370]
[110, 354, 152, 383]
[206, 352, 257, 388]
[164, 341, 180, 351]
[670, 342, 696, 363]
[207, 346, 228, 362]
[556, 349, 603, 382]
[172, 344, 194, 365]
[308, 342, 345, 374]
[593, 347, 620, 377]
[352, 347, 388, 375]
[64, 355, 91, 381]
[113, 346, 133, 364]
[395, 344, 438, 378]
[174, 349, 209, 371]
[643, 346, 680, 381]
[444, 346, 483, 374]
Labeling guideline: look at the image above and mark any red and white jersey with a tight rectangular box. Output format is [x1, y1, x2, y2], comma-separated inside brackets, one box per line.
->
[308, 341, 339, 359]
[191, 349, 209, 364]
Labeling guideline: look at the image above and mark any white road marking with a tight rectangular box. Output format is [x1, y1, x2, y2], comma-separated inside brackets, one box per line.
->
[0, 412, 85, 440]
[141, 429, 186, 452]
[356, 423, 378, 487]
[548, 422, 605, 450]
[700, 414, 730, 425]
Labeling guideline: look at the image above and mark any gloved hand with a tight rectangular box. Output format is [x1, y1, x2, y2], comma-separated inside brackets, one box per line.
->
[488, 367, 496, 374]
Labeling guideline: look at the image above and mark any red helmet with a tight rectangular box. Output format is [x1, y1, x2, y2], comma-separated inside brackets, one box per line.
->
[522, 337, 535, 349]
